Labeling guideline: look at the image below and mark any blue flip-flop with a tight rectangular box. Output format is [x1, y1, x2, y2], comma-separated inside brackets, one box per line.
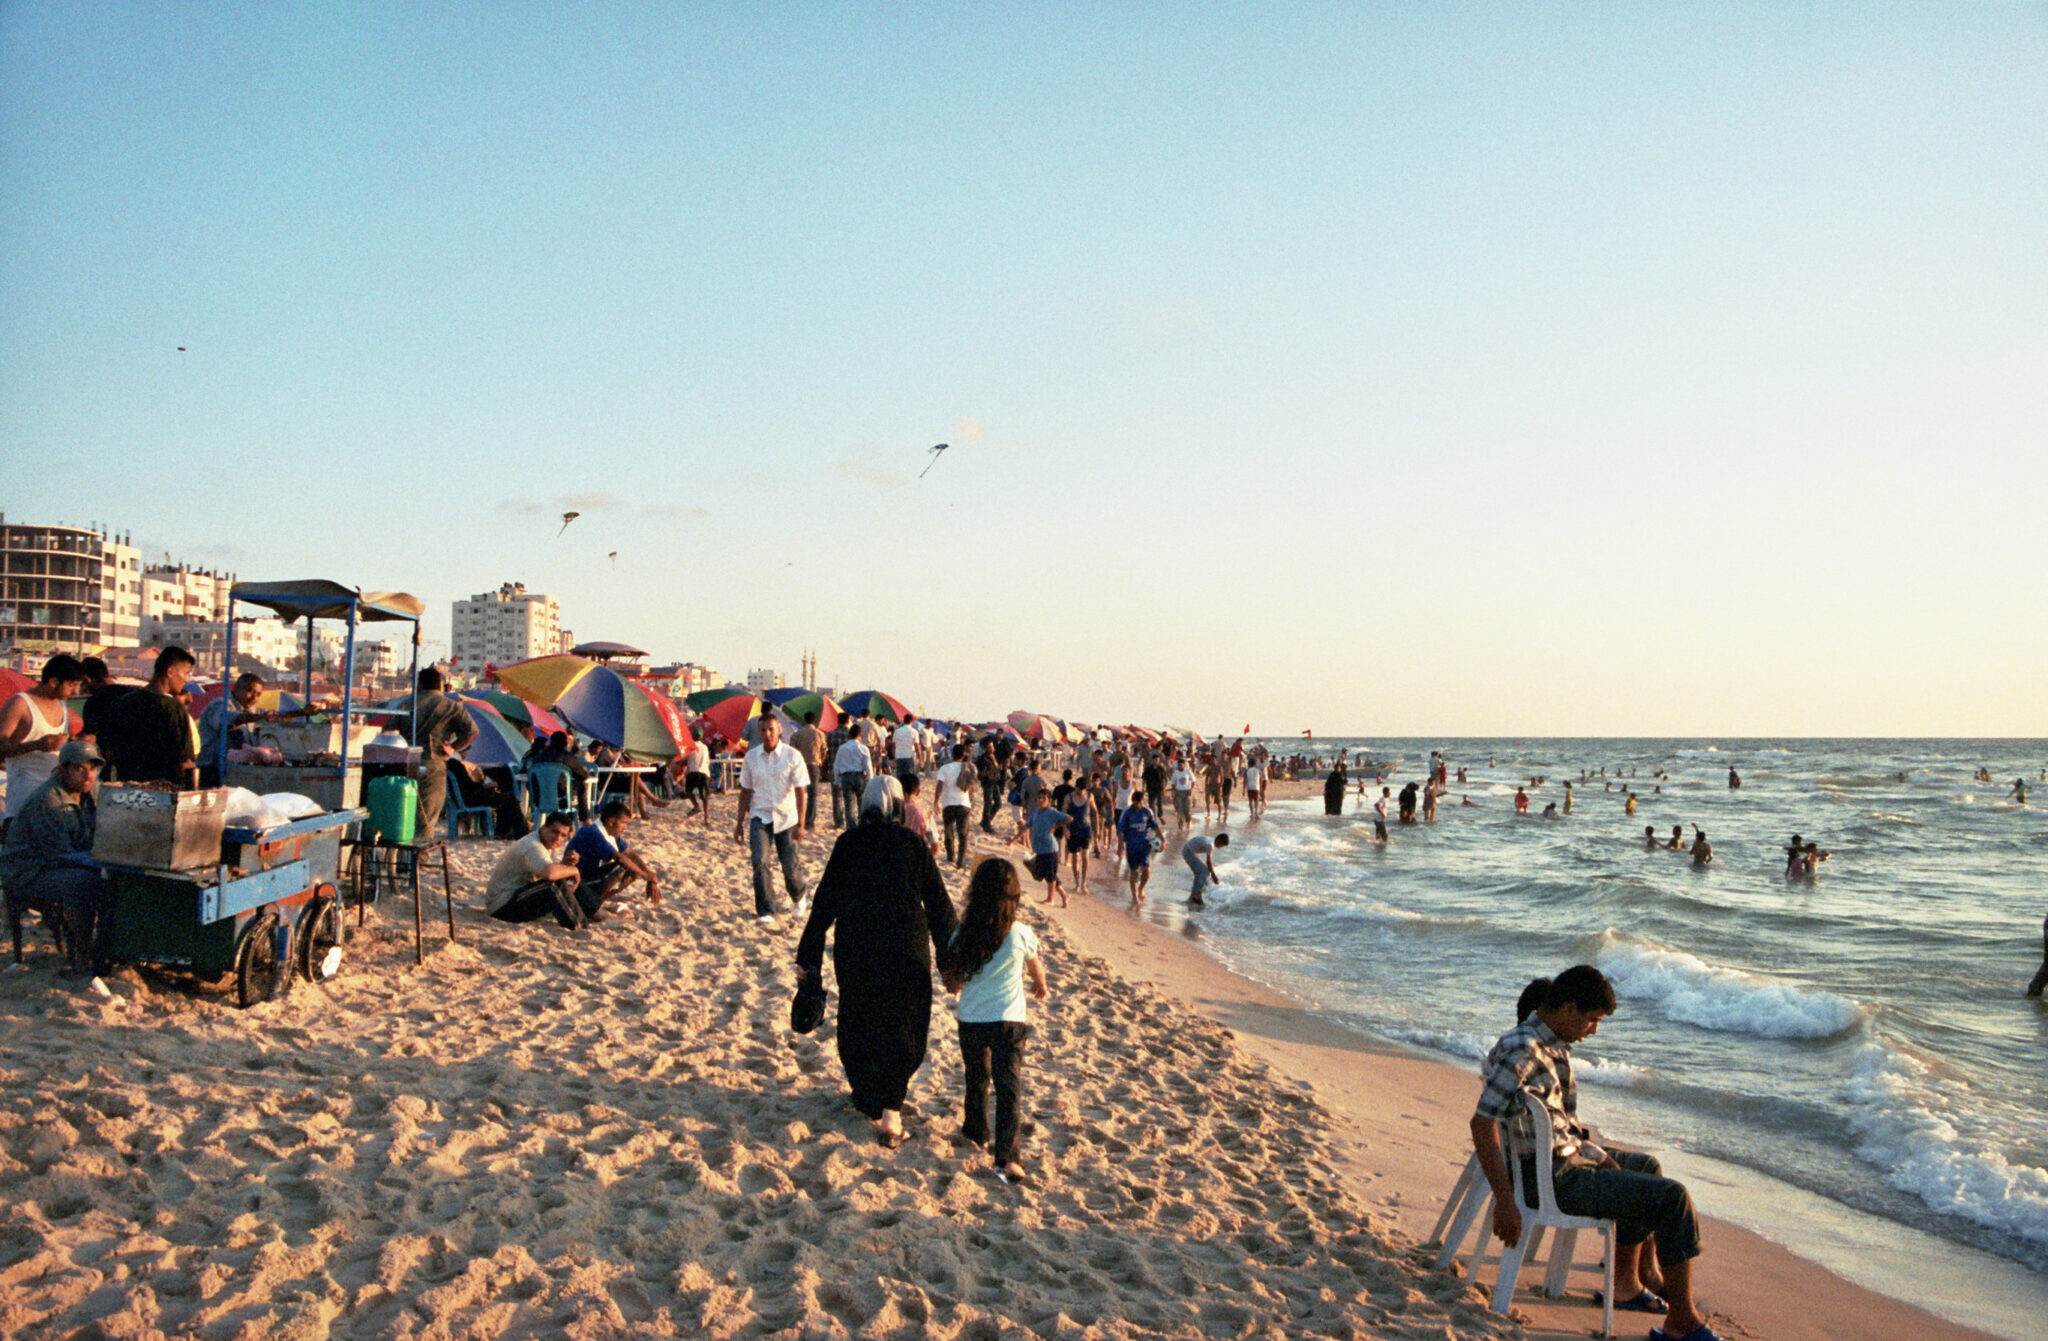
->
[1649, 1325, 1722, 1341]
[1597, 1288, 1668, 1314]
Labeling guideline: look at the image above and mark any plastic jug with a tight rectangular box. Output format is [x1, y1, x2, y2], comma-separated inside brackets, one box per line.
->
[366, 775, 418, 845]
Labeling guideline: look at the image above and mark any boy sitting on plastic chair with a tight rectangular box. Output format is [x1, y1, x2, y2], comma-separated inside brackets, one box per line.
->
[1469, 965, 1719, 1341]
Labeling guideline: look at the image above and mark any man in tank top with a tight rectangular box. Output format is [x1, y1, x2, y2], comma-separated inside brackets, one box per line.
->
[2, 654, 85, 824]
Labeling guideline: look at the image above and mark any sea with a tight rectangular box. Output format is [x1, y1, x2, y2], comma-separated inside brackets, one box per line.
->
[1130, 738, 2048, 1338]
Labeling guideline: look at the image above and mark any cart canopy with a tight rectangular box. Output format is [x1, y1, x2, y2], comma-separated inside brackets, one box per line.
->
[229, 580, 425, 624]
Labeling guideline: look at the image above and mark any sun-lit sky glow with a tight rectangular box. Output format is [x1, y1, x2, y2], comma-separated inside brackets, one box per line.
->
[4, 3, 2043, 736]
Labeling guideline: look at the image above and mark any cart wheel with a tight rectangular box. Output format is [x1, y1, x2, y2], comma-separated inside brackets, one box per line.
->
[297, 890, 343, 983]
[235, 913, 287, 1007]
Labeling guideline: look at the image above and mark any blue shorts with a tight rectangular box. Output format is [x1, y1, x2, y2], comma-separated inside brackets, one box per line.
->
[1125, 843, 1153, 869]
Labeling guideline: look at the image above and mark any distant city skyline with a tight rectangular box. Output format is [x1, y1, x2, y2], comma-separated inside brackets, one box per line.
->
[4, 4, 2042, 735]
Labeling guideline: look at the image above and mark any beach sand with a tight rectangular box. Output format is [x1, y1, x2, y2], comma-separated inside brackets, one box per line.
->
[0, 783, 2002, 1339]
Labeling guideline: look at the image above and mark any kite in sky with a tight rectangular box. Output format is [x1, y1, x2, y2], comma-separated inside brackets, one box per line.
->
[557, 511, 580, 537]
[918, 443, 949, 479]
[608, 551, 618, 567]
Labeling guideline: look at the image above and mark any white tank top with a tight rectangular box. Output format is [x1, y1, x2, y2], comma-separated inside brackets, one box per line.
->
[4, 691, 70, 818]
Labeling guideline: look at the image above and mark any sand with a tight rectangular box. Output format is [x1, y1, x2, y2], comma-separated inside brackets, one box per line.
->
[0, 794, 1517, 1340]
[0, 780, 2008, 1339]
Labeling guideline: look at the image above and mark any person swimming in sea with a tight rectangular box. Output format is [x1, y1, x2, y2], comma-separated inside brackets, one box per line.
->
[1665, 825, 1684, 851]
[1690, 827, 1713, 867]
[1644, 825, 1659, 850]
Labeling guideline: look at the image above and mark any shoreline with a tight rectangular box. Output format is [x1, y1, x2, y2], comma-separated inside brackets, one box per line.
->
[0, 780, 2030, 1338]
[1053, 779, 2022, 1341]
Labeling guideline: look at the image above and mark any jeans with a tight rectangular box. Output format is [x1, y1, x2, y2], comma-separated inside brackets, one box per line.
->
[838, 773, 867, 830]
[959, 1020, 1030, 1163]
[942, 804, 971, 867]
[1184, 847, 1212, 901]
[980, 784, 1002, 833]
[491, 877, 584, 928]
[748, 817, 806, 916]
[894, 758, 919, 786]
[1549, 1150, 1700, 1266]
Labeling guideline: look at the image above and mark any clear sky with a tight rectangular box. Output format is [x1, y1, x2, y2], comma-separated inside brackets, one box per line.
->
[4, 3, 2043, 736]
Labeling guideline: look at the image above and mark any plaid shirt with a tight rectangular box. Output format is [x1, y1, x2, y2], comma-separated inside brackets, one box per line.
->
[1474, 1016, 1604, 1167]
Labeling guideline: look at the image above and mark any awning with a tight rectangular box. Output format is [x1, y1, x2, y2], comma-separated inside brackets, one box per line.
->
[229, 580, 426, 624]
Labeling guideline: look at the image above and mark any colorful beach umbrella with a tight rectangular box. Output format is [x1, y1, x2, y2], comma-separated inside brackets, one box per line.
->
[699, 692, 762, 743]
[837, 689, 909, 724]
[551, 667, 692, 760]
[1008, 710, 1065, 742]
[494, 653, 599, 707]
[458, 689, 564, 738]
[763, 687, 840, 731]
[684, 685, 756, 713]
[456, 699, 534, 769]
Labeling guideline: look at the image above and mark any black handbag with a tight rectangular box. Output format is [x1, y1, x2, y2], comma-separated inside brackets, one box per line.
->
[790, 969, 827, 1034]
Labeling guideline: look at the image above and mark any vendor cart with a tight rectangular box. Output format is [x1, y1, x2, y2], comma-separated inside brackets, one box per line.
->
[100, 807, 364, 1006]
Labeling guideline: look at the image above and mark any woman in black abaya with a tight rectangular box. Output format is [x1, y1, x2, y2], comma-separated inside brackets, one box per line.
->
[795, 775, 958, 1145]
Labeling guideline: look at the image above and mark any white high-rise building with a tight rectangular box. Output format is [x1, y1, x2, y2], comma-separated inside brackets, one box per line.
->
[745, 667, 786, 692]
[98, 534, 141, 648]
[451, 583, 564, 672]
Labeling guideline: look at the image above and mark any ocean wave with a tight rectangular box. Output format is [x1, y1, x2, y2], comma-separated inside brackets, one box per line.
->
[1844, 1043, 2048, 1249]
[1575, 1055, 1646, 1088]
[1594, 935, 1865, 1039]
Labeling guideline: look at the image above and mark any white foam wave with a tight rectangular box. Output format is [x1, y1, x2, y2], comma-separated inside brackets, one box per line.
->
[1595, 937, 1865, 1039]
[1575, 1056, 1646, 1088]
[1844, 1043, 2048, 1249]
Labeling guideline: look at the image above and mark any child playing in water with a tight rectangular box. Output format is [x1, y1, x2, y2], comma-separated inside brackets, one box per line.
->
[942, 859, 1048, 1186]
[1116, 789, 1164, 907]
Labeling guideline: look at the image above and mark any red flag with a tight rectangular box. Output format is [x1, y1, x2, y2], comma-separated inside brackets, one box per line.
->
[1303, 728, 1313, 738]
[1242, 722, 1250, 734]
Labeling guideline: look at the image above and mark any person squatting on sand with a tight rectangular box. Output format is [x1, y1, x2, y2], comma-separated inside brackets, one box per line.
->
[735, 711, 810, 927]
[482, 812, 587, 928]
[940, 858, 1048, 1185]
[564, 799, 663, 922]
[1470, 965, 1720, 1341]
[795, 774, 958, 1148]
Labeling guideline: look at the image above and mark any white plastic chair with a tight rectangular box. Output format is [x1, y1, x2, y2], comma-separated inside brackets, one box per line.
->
[1466, 1099, 1615, 1336]
[1429, 1152, 1493, 1271]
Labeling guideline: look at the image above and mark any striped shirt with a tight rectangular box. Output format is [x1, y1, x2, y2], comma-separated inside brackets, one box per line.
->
[1474, 1016, 1606, 1168]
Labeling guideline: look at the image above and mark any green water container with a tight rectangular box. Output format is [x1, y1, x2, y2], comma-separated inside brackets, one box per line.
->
[366, 776, 418, 845]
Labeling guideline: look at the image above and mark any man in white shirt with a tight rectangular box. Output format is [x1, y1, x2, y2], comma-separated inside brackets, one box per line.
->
[735, 713, 810, 925]
[935, 743, 978, 869]
[832, 731, 873, 831]
[891, 713, 922, 784]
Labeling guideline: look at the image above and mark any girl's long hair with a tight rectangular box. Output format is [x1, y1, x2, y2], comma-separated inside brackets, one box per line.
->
[946, 858, 1021, 984]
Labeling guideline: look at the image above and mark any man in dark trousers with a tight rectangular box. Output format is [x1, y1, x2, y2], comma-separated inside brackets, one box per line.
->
[404, 667, 476, 837]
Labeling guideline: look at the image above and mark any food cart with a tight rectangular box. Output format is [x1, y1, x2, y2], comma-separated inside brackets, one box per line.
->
[94, 580, 426, 1006]
[97, 793, 362, 1006]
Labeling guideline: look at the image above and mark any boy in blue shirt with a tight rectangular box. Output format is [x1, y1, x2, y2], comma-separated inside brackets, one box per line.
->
[1024, 790, 1070, 907]
[564, 799, 663, 922]
[1116, 790, 1163, 909]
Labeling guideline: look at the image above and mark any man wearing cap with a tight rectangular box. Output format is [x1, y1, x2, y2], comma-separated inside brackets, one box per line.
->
[1, 739, 110, 975]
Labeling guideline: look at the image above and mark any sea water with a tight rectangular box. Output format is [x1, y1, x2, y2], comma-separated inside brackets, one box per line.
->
[1136, 738, 2048, 1334]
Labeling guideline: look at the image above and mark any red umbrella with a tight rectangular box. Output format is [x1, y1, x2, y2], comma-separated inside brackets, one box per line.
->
[700, 692, 761, 743]
[630, 680, 694, 754]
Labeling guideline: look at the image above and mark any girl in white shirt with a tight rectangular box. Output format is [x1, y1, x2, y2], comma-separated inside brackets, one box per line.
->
[942, 859, 1048, 1185]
